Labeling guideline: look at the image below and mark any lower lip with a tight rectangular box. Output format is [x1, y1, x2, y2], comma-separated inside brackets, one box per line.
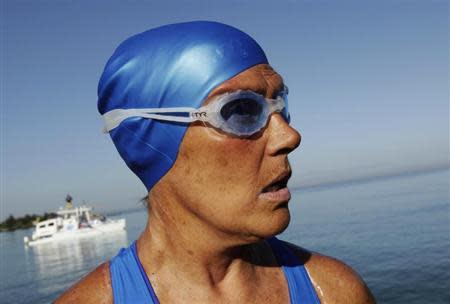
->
[259, 187, 291, 202]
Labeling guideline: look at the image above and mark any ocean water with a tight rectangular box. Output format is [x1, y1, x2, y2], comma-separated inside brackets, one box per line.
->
[0, 169, 448, 303]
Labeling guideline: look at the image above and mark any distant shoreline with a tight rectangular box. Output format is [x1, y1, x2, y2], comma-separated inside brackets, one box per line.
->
[0, 213, 57, 232]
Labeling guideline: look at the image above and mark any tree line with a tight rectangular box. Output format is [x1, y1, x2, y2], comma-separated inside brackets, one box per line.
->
[0, 213, 57, 232]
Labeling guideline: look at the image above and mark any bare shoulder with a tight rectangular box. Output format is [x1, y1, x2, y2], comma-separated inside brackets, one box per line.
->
[282, 241, 376, 304]
[54, 262, 113, 304]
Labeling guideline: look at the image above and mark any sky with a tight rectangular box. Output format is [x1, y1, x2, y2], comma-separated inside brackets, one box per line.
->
[2, 0, 448, 218]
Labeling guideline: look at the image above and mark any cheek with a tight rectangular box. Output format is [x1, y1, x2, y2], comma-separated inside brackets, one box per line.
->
[210, 140, 263, 186]
[174, 128, 266, 215]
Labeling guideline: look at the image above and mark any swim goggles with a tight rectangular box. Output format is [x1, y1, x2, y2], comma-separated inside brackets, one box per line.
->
[102, 87, 290, 137]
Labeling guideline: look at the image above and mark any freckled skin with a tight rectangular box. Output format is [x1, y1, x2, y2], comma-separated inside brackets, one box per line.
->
[55, 64, 375, 304]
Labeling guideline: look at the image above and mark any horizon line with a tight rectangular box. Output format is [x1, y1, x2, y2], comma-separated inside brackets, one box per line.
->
[291, 164, 449, 193]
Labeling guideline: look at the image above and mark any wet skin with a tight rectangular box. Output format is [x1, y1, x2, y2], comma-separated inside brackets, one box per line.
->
[55, 64, 375, 304]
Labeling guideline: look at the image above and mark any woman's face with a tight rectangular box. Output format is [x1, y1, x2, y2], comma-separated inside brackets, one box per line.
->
[152, 64, 301, 241]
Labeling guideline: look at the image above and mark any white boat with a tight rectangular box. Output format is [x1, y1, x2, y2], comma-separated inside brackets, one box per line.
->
[24, 203, 126, 246]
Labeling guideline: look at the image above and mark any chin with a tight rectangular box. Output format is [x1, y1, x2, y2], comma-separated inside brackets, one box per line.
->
[253, 208, 291, 239]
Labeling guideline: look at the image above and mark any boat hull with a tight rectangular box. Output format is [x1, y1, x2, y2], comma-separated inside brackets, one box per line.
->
[25, 219, 126, 246]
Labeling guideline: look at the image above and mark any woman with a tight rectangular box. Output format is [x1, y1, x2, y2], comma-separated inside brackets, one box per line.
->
[56, 21, 375, 303]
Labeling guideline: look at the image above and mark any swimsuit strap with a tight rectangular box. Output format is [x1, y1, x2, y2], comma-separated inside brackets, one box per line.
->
[266, 237, 321, 304]
[109, 241, 159, 304]
[110, 238, 320, 304]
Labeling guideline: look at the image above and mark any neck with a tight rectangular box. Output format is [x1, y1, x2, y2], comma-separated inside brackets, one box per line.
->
[136, 189, 270, 288]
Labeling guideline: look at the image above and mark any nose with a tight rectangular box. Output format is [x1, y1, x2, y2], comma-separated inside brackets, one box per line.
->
[266, 113, 301, 156]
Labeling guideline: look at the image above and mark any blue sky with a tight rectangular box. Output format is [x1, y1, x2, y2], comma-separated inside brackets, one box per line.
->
[2, 0, 448, 218]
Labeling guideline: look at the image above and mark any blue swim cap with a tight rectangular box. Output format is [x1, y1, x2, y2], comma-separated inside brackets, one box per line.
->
[98, 21, 268, 190]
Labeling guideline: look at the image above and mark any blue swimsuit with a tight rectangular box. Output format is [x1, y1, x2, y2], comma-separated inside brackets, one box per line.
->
[109, 237, 320, 303]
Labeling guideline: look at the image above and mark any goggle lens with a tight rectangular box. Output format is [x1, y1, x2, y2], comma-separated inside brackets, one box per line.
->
[281, 93, 291, 124]
[218, 92, 290, 136]
[220, 98, 264, 130]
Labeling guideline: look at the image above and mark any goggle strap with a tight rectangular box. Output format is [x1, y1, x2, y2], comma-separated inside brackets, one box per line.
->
[189, 106, 210, 121]
[102, 107, 196, 133]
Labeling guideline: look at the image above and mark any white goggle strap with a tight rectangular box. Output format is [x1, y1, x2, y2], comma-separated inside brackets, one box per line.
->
[102, 107, 200, 133]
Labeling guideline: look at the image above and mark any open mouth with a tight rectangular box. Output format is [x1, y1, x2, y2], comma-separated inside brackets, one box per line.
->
[259, 172, 292, 202]
[262, 174, 290, 193]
